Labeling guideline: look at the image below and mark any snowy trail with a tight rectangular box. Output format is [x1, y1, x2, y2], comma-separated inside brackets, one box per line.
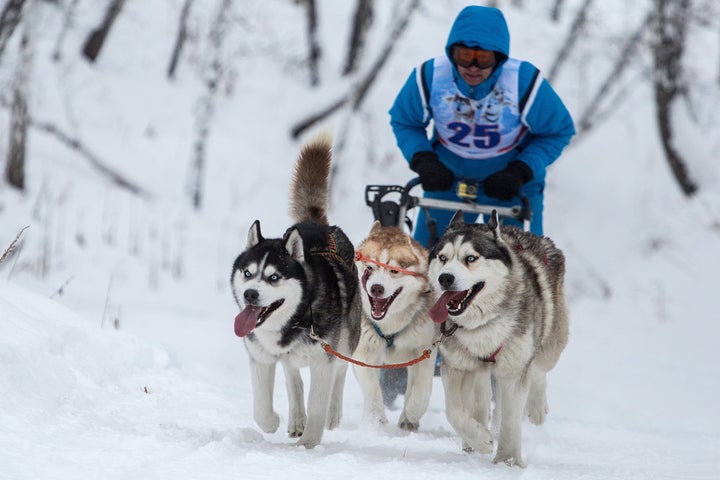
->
[2, 282, 717, 480]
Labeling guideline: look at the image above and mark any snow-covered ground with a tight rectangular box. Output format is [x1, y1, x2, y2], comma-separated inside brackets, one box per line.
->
[1, 1, 718, 479]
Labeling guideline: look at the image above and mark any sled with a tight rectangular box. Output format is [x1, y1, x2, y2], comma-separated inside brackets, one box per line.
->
[365, 177, 532, 239]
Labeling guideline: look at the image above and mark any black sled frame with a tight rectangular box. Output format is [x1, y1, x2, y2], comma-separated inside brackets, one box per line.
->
[365, 177, 532, 241]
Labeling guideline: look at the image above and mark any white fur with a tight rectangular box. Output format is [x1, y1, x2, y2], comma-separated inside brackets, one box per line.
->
[352, 233, 438, 431]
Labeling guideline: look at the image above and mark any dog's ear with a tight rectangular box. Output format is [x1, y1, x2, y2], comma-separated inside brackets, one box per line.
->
[488, 210, 504, 240]
[284, 227, 305, 261]
[448, 210, 465, 229]
[488, 210, 499, 230]
[246, 220, 263, 249]
[370, 220, 382, 234]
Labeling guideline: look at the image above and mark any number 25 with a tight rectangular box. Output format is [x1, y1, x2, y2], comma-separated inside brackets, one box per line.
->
[448, 123, 500, 149]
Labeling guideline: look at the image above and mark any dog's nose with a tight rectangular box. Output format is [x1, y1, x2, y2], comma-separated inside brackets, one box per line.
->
[370, 283, 384, 297]
[438, 273, 455, 290]
[244, 289, 259, 304]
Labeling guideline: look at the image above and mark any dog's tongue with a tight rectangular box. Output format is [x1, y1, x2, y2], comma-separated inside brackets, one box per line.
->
[429, 291, 462, 324]
[234, 306, 262, 337]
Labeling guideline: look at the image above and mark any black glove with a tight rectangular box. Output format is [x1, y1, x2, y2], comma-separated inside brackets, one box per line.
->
[410, 152, 454, 191]
[483, 160, 533, 201]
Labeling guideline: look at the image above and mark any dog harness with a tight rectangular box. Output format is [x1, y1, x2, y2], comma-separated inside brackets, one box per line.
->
[441, 321, 503, 363]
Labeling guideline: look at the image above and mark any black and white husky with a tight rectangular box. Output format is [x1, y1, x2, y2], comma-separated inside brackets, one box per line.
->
[428, 211, 569, 467]
[230, 135, 361, 448]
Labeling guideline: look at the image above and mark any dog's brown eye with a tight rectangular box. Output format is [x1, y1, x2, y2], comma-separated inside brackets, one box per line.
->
[389, 269, 399, 274]
[366, 265, 374, 272]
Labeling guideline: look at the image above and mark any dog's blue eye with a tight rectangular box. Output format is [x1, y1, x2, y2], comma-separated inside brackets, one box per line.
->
[244, 270, 252, 278]
[439, 254, 447, 263]
[269, 274, 280, 282]
[466, 256, 477, 263]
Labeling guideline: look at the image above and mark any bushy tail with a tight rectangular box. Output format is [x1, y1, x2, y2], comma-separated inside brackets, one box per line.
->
[289, 133, 332, 225]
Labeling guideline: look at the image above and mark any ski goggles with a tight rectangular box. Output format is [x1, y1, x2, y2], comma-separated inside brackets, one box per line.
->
[451, 45, 496, 69]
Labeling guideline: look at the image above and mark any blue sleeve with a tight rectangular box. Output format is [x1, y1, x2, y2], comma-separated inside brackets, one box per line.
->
[516, 62, 576, 178]
[388, 61, 435, 162]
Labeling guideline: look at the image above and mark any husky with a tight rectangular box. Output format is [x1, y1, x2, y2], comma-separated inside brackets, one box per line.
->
[230, 135, 361, 449]
[353, 223, 438, 431]
[427, 211, 568, 467]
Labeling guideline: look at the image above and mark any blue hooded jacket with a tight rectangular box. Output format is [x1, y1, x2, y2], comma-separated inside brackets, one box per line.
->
[389, 6, 575, 187]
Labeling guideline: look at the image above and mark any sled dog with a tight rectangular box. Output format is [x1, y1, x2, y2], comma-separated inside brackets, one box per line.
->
[428, 211, 568, 467]
[353, 223, 438, 431]
[230, 135, 361, 448]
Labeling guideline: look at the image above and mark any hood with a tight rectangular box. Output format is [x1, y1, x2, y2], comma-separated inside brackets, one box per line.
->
[445, 6, 510, 59]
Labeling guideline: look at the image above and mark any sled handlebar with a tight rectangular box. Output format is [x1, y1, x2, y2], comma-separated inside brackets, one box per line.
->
[365, 177, 532, 230]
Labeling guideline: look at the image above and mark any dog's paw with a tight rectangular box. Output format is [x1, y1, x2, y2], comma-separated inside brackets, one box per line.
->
[493, 453, 526, 468]
[326, 407, 343, 430]
[463, 427, 493, 454]
[255, 411, 280, 434]
[295, 433, 321, 449]
[287, 416, 306, 438]
[525, 382, 550, 425]
[525, 399, 549, 425]
[398, 418, 419, 432]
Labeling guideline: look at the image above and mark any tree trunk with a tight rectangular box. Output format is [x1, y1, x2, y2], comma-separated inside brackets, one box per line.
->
[0, 0, 27, 59]
[82, 0, 126, 63]
[303, 0, 321, 86]
[652, 0, 697, 196]
[167, 0, 194, 79]
[5, 9, 33, 191]
[342, 0, 374, 76]
[188, 0, 231, 209]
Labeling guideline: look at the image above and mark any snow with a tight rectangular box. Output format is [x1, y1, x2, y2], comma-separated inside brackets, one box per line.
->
[1, 1, 719, 479]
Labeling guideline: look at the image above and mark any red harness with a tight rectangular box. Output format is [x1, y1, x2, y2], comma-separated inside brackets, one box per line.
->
[354, 251, 427, 278]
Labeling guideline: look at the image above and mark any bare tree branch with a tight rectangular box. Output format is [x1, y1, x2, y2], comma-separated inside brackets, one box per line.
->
[547, 0, 593, 83]
[291, 0, 419, 139]
[167, 0, 194, 79]
[32, 119, 153, 198]
[0, 0, 27, 59]
[0, 226, 29, 265]
[575, 10, 653, 135]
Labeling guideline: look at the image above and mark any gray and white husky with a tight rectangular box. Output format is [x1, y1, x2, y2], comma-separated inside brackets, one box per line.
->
[353, 222, 438, 431]
[230, 135, 361, 448]
[428, 211, 568, 467]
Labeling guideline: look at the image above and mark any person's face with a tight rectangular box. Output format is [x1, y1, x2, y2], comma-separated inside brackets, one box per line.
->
[451, 45, 496, 87]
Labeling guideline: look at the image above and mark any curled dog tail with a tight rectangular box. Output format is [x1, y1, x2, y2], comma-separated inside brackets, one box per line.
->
[289, 133, 332, 225]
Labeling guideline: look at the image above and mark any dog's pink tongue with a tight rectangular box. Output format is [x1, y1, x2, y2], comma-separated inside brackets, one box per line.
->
[234, 306, 262, 337]
[429, 291, 458, 323]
